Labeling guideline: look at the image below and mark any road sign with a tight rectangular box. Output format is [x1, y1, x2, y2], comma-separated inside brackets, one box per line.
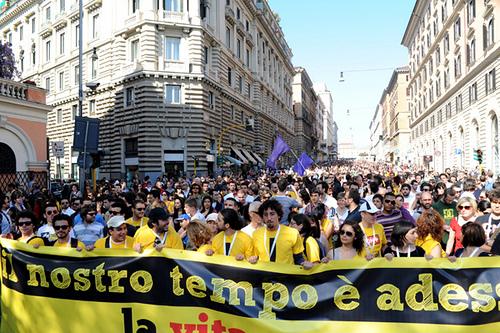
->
[73, 116, 100, 153]
[51, 141, 65, 158]
[455, 148, 462, 155]
[77, 152, 93, 170]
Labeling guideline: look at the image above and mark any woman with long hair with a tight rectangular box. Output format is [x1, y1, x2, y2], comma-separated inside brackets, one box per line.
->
[324, 220, 364, 261]
[454, 222, 490, 257]
[171, 196, 185, 231]
[432, 182, 447, 203]
[289, 213, 324, 264]
[186, 220, 213, 253]
[415, 209, 446, 258]
[384, 221, 425, 258]
[200, 195, 214, 218]
[446, 197, 477, 256]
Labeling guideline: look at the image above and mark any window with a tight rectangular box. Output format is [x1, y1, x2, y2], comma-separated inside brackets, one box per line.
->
[469, 82, 478, 103]
[246, 48, 250, 67]
[45, 40, 51, 62]
[89, 100, 96, 116]
[246, 20, 249, 31]
[441, 3, 447, 23]
[236, 7, 241, 20]
[468, 39, 476, 65]
[466, 0, 475, 25]
[225, 27, 231, 48]
[165, 37, 180, 60]
[227, 67, 232, 86]
[486, 69, 496, 94]
[56, 109, 63, 124]
[204, 46, 209, 65]
[74, 65, 79, 85]
[436, 77, 441, 97]
[91, 56, 97, 79]
[164, 0, 181, 12]
[59, 32, 65, 55]
[131, 39, 139, 61]
[444, 33, 450, 54]
[456, 94, 463, 112]
[454, 54, 461, 78]
[237, 39, 241, 58]
[124, 138, 138, 158]
[446, 103, 452, 119]
[208, 91, 214, 109]
[7, 32, 12, 45]
[485, 18, 495, 49]
[247, 82, 251, 98]
[125, 87, 135, 107]
[444, 68, 450, 88]
[92, 14, 99, 39]
[164, 85, 181, 104]
[45, 77, 51, 93]
[132, 0, 139, 13]
[454, 17, 461, 40]
[19, 25, 23, 41]
[32, 46, 36, 65]
[58, 71, 64, 90]
[75, 24, 80, 47]
[71, 105, 77, 121]
[45, 6, 51, 22]
[239, 76, 243, 93]
[230, 105, 235, 120]
[31, 17, 36, 34]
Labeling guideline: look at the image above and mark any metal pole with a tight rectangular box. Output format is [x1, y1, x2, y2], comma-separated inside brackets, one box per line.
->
[78, 0, 85, 192]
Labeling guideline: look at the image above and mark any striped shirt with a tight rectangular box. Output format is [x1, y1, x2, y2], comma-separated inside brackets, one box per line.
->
[376, 209, 415, 241]
[72, 221, 104, 246]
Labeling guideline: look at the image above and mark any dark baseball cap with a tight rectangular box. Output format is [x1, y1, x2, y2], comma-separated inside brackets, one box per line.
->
[149, 208, 169, 221]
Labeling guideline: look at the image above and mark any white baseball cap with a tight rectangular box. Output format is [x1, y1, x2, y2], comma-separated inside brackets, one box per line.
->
[107, 215, 126, 228]
[359, 201, 379, 214]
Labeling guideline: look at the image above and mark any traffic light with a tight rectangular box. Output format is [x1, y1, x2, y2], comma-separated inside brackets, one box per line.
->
[91, 150, 105, 168]
[477, 149, 483, 164]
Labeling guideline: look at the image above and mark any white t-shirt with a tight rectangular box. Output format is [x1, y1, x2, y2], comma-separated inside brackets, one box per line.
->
[37, 224, 55, 240]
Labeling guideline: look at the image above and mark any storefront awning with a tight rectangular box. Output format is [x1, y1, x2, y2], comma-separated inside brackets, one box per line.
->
[231, 147, 248, 164]
[223, 155, 243, 166]
[249, 151, 265, 165]
[241, 148, 257, 164]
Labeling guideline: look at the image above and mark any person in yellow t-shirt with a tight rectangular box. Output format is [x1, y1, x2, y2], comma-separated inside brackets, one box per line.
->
[51, 214, 85, 250]
[209, 209, 253, 260]
[125, 199, 149, 233]
[248, 200, 312, 268]
[358, 201, 387, 258]
[289, 213, 323, 264]
[415, 209, 447, 258]
[94, 215, 134, 249]
[133, 208, 183, 252]
[186, 220, 213, 253]
[11, 211, 46, 248]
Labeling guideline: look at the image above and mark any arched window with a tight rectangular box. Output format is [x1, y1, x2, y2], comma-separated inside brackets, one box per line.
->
[0, 143, 16, 174]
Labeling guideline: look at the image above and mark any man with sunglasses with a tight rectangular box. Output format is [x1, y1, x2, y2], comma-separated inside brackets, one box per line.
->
[37, 201, 59, 241]
[125, 199, 149, 236]
[95, 215, 134, 249]
[376, 193, 415, 240]
[475, 189, 500, 248]
[60, 198, 75, 216]
[72, 206, 104, 247]
[50, 214, 85, 249]
[13, 211, 45, 248]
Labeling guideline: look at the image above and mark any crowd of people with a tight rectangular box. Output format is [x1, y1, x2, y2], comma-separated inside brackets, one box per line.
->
[1, 160, 499, 269]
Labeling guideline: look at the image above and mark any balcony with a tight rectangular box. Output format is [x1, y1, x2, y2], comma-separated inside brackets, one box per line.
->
[225, 6, 235, 25]
[0, 78, 27, 101]
[39, 21, 53, 38]
[162, 10, 188, 24]
[53, 13, 68, 31]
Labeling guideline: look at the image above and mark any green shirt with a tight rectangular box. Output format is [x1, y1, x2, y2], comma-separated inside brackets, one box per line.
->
[432, 200, 457, 243]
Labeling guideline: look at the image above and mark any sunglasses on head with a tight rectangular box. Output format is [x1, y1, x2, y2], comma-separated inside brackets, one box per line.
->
[458, 205, 471, 210]
[17, 221, 32, 227]
[54, 225, 69, 231]
[385, 199, 396, 205]
[340, 230, 354, 237]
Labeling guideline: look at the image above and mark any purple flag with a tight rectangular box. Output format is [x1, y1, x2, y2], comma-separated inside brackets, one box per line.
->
[266, 135, 290, 169]
[293, 152, 314, 176]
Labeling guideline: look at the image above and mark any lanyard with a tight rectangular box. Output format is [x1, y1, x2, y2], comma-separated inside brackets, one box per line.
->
[360, 224, 376, 249]
[264, 226, 281, 259]
[396, 246, 411, 258]
[151, 228, 167, 245]
[223, 231, 238, 256]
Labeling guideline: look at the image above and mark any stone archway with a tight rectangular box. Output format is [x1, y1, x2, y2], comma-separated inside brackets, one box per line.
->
[0, 143, 16, 174]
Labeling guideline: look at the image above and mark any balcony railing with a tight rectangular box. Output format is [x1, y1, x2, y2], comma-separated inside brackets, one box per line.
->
[0, 78, 27, 101]
[162, 10, 188, 23]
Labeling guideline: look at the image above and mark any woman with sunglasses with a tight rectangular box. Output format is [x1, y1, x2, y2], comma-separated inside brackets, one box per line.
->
[323, 220, 364, 261]
[446, 197, 477, 256]
[384, 221, 425, 259]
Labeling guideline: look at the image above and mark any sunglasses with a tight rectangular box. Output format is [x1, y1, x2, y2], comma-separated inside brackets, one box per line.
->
[87, 212, 96, 216]
[46, 210, 58, 215]
[110, 211, 121, 215]
[17, 221, 32, 227]
[458, 205, 472, 210]
[54, 225, 69, 231]
[340, 230, 354, 237]
[385, 200, 396, 205]
[422, 188, 430, 192]
[135, 208, 145, 211]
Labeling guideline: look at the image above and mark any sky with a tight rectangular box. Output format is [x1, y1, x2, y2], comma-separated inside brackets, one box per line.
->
[269, 0, 416, 149]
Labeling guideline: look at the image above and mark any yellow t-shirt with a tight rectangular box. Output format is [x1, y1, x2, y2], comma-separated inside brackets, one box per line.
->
[321, 218, 334, 250]
[52, 239, 86, 248]
[212, 231, 253, 259]
[359, 223, 387, 257]
[416, 234, 446, 257]
[94, 236, 134, 249]
[304, 236, 321, 263]
[197, 243, 213, 253]
[165, 201, 175, 214]
[125, 217, 149, 228]
[133, 225, 183, 250]
[252, 225, 304, 264]
[19, 236, 45, 247]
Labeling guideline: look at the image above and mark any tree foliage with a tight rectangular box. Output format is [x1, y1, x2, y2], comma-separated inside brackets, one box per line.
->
[0, 41, 20, 80]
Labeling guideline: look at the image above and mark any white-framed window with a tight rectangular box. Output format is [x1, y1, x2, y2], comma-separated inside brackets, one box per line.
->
[164, 84, 181, 104]
[454, 54, 461, 78]
[45, 6, 51, 22]
[237, 39, 241, 58]
[74, 65, 79, 85]
[165, 37, 180, 61]
[225, 27, 231, 48]
[7, 32, 12, 45]
[31, 17, 36, 34]
[246, 48, 250, 67]
[444, 67, 450, 88]
[45, 40, 51, 62]
[485, 18, 495, 49]
[456, 94, 462, 112]
[131, 0, 139, 14]
[89, 99, 96, 116]
[91, 56, 97, 79]
[92, 14, 99, 39]
[71, 104, 77, 121]
[130, 39, 139, 62]
[443, 33, 449, 53]
[19, 25, 23, 41]
[486, 69, 496, 94]
[227, 67, 232, 86]
[125, 87, 135, 107]
[208, 91, 214, 109]
[56, 109, 63, 124]
[230, 105, 235, 120]
[59, 32, 65, 55]
[58, 71, 64, 90]
[164, 0, 182, 12]
[454, 17, 461, 40]
[204, 46, 209, 65]
[466, 0, 475, 25]
[60, 0, 65, 12]
[45, 77, 51, 92]
[238, 75, 243, 93]
[468, 38, 476, 64]
[469, 82, 477, 103]
[74, 24, 80, 47]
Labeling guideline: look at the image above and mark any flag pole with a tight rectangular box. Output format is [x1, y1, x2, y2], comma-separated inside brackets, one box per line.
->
[289, 148, 307, 172]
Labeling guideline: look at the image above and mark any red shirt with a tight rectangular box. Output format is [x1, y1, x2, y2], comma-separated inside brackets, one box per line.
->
[449, 217, 464, 252]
